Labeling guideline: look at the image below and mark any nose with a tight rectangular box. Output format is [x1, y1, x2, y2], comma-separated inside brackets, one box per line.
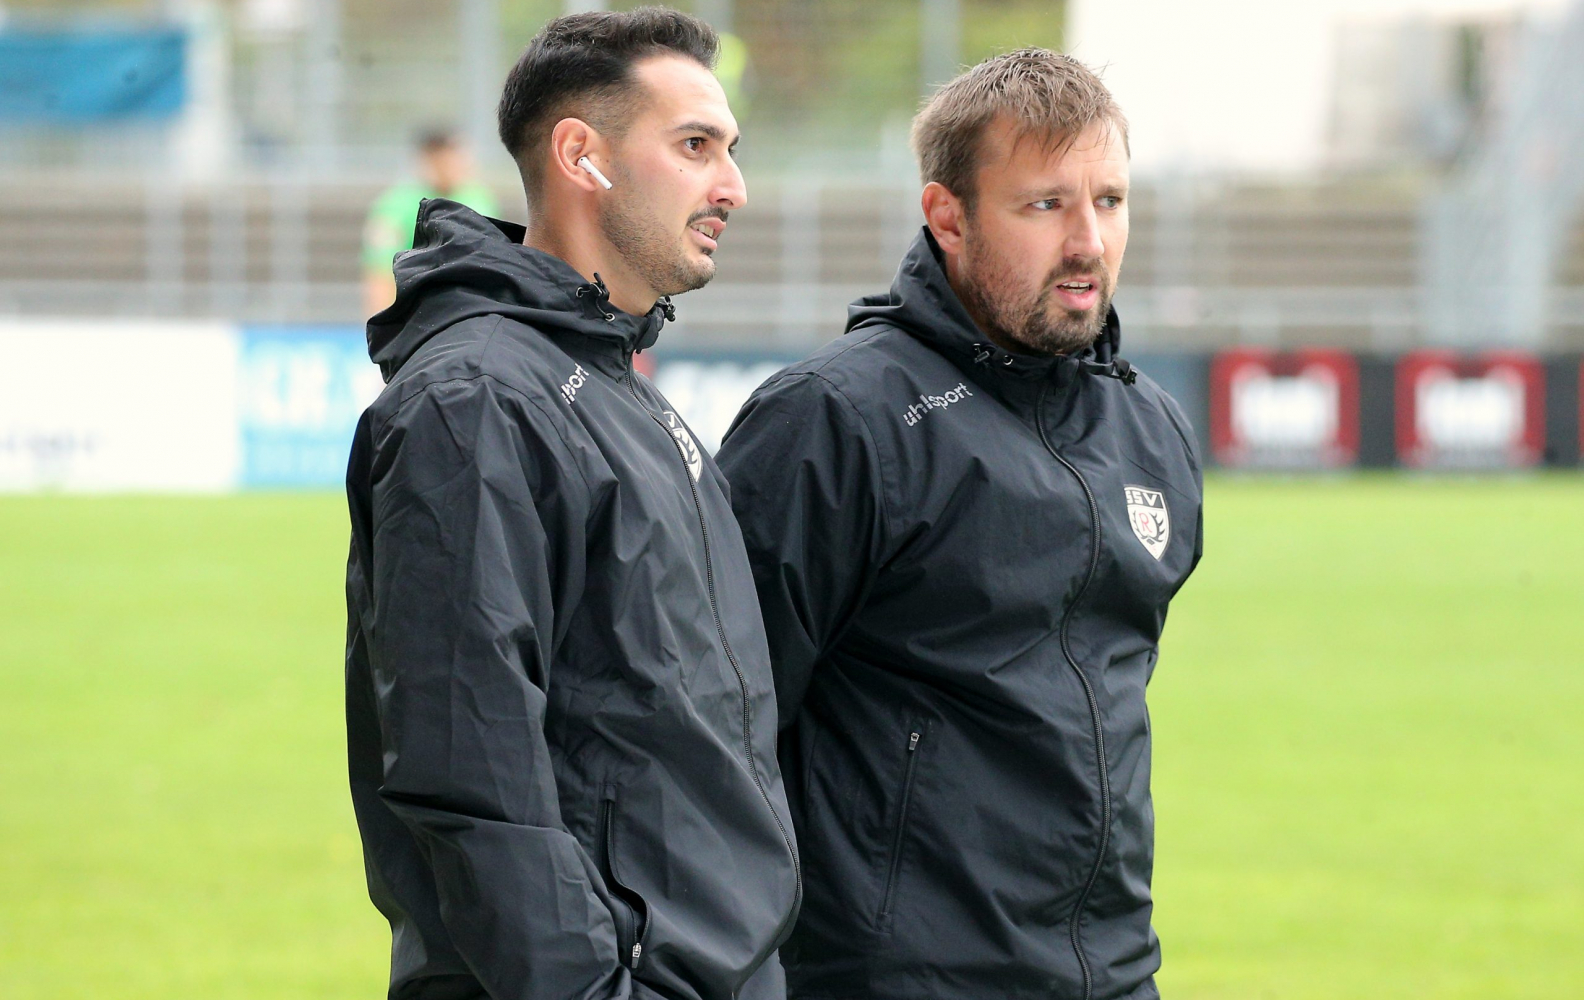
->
[1065, 202, 1104, 260]
[712, 154, 747, 211]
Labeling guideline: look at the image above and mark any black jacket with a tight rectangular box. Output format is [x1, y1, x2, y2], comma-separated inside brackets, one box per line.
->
[345, 200, 801, 1000]
[716, 229, 1203, 1000]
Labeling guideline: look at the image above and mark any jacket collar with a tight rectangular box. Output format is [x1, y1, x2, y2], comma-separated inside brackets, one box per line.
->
[367, 198, 669, 380]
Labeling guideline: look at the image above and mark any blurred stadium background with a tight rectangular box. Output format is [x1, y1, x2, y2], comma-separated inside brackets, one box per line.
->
[1, 1, 1580, 998]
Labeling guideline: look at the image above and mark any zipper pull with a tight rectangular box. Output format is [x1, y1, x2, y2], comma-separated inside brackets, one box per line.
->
[908, 732, 920, 752]
[630, 942, 642, 968]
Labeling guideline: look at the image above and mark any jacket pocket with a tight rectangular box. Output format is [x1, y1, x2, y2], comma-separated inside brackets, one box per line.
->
[598, 786, 651, 970]
[878, 727, 923, 929]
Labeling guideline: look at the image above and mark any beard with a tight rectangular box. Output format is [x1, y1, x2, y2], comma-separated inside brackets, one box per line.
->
[956, 229, 1113, 357]
[596, 164, 723, 298]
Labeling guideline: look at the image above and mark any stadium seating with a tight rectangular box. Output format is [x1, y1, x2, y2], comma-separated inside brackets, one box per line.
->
[2, 172, 1582, 350]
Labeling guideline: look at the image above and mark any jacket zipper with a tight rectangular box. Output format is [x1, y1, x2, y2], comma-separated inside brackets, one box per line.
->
[599, 797, 645, 969]
[1036, 380, 1110, 1000]
[879, 729, 922, 925]
[620, 352, 805, 922]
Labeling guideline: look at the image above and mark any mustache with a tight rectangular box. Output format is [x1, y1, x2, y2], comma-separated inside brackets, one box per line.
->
[1045, 257, 1108, 288]
[687, 207, 729, 225]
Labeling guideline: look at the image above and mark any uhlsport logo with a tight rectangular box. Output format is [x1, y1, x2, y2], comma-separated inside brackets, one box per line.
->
[1123, 485, 1170, 560]
[901, 381, 974, 426]
[662, 410, 704, 481]
[559, 364, 590, 405]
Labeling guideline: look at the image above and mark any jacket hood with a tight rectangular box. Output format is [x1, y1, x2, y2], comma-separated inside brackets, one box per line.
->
[366, 198, 671, 380]
[845, 227, 1135, 385]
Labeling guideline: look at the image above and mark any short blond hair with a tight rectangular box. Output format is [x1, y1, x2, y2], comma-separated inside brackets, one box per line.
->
[911, 48, 1128, 211]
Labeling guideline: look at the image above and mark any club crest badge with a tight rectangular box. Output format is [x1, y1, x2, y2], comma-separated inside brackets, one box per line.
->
[1123, 485, 1170, 560]
[662, 410, 704, 482]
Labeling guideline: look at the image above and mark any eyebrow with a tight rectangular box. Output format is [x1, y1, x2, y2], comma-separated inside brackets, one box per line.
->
[1015, 183, 1129, 201]
[673, 121, 740, 147]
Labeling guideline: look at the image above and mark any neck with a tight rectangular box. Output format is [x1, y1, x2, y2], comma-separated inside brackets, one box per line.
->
[524, 211, 658, 317]
[942, 250, 1038, 357]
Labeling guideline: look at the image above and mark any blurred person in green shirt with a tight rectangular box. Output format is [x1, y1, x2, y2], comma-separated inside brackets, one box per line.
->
[362, 127, 500, 316]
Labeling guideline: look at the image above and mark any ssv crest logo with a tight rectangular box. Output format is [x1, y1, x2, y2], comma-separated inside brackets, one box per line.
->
[662, 411, 704, 482]
[1123, 485, 1170, 560]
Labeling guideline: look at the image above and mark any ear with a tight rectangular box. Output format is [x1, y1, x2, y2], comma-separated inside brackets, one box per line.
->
[546, 118, 608, 193]
[922, 181, 968, 257]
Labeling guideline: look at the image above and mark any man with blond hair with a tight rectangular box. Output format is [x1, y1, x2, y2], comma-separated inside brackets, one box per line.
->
[717, 50, 1203, 1000]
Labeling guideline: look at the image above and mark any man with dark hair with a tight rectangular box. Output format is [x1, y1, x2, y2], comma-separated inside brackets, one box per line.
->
[496, 8, 732, 309]
[717, 49, 1203, 1000]
[345, 9, 798, 1000]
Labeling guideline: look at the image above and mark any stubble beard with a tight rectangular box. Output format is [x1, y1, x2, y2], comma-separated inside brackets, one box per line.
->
[957, 230, 1113, 357]
[596, 165, 718, 299]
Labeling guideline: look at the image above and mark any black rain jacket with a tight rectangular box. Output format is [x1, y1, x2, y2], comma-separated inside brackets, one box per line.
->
[716, 229, 1203, 1000]
[345, 200, 801, 1000]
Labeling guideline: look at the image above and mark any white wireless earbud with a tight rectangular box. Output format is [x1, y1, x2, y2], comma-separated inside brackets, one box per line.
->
[577, 156, 614, 190]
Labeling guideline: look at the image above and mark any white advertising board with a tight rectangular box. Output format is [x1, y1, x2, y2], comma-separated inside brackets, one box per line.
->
[0, 320, 239, 492]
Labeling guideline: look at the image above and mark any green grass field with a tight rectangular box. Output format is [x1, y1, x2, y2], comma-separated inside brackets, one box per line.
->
[2, 478, 1581, 999]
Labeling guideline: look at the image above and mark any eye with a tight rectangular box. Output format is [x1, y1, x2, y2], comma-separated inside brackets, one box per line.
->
[1032, 199, 1057, 211]
[684, 137, 706, 153]
[1098, 195, 1124, 209]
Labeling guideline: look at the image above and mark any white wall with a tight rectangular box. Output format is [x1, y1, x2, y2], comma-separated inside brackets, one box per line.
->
[1065, 0, 1573, 175]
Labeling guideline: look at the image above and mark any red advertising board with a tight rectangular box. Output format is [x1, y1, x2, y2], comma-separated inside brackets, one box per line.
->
[1395, 351, 1545, 468]
[1209, 348, 1359, 468]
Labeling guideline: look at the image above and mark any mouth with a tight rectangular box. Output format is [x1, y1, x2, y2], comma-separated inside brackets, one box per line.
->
[687, 217, 725, 251]
[1050, 276, 1101, 312]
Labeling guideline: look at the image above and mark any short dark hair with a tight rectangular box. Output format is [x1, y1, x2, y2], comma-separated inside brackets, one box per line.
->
[498, 6, 719, 208]
[911, 48, 1128, 212]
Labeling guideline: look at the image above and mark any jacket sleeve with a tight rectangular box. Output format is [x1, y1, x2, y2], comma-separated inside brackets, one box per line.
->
[1160, 388, 1207, 575]
[365, 375, 628, 1000]
[716, 372, 890, 728]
